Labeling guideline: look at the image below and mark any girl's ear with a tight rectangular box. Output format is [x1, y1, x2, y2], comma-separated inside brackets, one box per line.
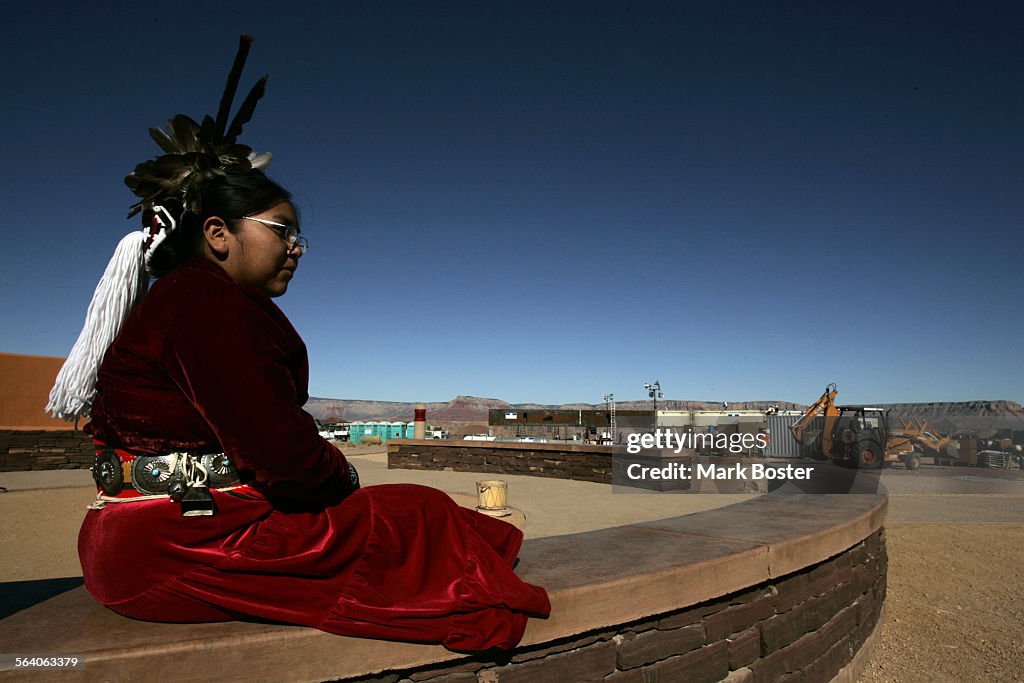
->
[203, 216, 231, 256]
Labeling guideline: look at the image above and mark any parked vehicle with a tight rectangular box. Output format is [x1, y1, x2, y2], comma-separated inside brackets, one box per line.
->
[426, 426, 450, 439]
[316, 420, 350, 442]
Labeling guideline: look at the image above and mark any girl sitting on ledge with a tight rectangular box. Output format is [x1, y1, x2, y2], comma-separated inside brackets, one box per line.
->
[47, 36, 549, 652]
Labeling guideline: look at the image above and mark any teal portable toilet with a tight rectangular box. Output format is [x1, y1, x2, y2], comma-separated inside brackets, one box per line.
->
[383, 421, 403, 443]
[350, 421, 372, 445]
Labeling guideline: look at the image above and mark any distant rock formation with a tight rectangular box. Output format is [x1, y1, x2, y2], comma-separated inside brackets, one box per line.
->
[305, 395, 513, 423]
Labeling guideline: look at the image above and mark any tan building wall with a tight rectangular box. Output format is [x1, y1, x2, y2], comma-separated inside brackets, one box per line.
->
[0, 353, 75, 430]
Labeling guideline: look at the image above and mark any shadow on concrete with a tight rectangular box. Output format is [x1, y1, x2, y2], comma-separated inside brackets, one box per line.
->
[0, 577, 84, 619]
[765, 461, 883, 494]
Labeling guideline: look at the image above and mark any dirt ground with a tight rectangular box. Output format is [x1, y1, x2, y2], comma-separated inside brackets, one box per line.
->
[858, 524, 1024, 683]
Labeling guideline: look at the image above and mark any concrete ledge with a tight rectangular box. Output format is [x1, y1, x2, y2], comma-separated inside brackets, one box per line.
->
[0, 491, 887, 682]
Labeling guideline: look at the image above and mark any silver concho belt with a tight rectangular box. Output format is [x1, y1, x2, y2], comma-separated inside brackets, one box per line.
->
[93, 449, 240, 497]
[131, 453, 240, 495]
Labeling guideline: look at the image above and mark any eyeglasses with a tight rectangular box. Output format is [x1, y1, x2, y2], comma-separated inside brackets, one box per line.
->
[238, 216, 309, 252]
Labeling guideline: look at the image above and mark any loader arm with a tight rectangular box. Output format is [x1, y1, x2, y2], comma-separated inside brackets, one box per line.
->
[790, 383, 839, 446]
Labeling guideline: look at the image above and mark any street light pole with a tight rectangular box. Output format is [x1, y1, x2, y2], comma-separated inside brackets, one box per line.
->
[603, 393, 616, 444]
[643, 380, 663, 429]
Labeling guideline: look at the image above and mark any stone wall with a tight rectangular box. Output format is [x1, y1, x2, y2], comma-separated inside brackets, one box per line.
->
[332, 529, 886, 683]
[0, 429, 94, 471]
[388, 441, 614, 484]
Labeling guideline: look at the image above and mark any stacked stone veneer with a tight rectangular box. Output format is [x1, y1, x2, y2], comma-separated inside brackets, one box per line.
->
[331, 529, 885, 683]
[0, 429, 93, 471]
[389, 441, 614, 483]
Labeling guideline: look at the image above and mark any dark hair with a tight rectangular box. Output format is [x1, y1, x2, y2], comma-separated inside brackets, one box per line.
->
[146, 171, 293, 278]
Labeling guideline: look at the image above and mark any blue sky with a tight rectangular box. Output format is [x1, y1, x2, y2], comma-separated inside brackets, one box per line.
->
[1, 1, 1021, 405]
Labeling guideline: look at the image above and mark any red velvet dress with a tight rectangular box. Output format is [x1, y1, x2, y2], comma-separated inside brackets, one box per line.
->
[80, 258, 549, 651]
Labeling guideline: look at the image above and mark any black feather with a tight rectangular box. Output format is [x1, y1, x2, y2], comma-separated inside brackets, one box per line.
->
[214, 35, 255, 143]
[169, 115, 202, 153]
[200, 115, 217, 148]
[224, 75, 267, 145]
[148, 126, 181, 154]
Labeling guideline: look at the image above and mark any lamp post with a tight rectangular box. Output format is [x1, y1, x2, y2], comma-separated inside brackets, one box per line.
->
[643, 380, 663, 428]
[603, 393, 616, 445]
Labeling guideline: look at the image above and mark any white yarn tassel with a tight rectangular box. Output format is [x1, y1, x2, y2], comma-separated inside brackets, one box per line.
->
[46, 231, 149, 421]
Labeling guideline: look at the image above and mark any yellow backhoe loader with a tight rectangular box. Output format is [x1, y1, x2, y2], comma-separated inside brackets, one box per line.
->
[790, 384, 916, 469]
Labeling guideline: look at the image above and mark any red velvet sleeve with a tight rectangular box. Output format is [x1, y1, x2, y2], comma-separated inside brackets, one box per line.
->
[162, 280, 351, 508]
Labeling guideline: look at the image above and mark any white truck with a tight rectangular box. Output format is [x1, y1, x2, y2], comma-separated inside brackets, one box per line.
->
[317, 421, 350, 442]
[426, 426, 450, 440]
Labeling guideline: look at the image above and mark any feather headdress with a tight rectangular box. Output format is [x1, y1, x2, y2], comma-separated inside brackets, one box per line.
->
[47, 35, 273, 421]
[125, 34, 272, 219]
